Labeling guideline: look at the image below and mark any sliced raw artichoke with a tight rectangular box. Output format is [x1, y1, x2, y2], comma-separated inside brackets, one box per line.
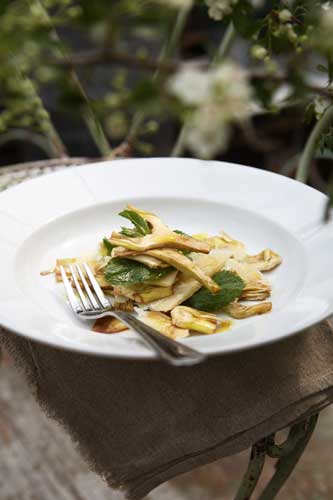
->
[93, 316, 128, 333]
[137, 310, 189, 339]
[244, 249, 282, 272]
[145, 270, 178, 287]
[113, 247, 219, 293]
[108, 205, 210, 254]
[193, 231, 246, 259]
[224, 259, 266, 286]
[150, 252, 227, 312]
[241, 282, 271, 301]
[225, 301, 272, 319]
[171, 306, 220, 334]
[114, 285, 173, 303]
[113, 298, 135, 312]
[146, 249, 220, 293]
[112, 247, 169, 269]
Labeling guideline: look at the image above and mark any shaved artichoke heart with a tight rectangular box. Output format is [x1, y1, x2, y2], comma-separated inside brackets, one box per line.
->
[145, 269, 178, 287]
[108, 205, 210, 254]
[145, 249, 220, 293]
[137, 310, 189, 339]
[244, 249, 282, 272]
[113, 298, 135, 312]
[171, 306, 219, 334]
[112, 247, 169, 269]
[93, 316, 128, 333]
[224, 259, 266, 286]
[108, 231, 209, 254]
[225, 302, 272, 319]
[114, 285, 173, 303]
[193, 231, 246, 259]
[241, 282, 271, 301]
[149, 253, 227, 312]
[112, 247, 218, 293]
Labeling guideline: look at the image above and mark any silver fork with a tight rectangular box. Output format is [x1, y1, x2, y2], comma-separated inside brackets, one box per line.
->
[60, 263, 206, 366]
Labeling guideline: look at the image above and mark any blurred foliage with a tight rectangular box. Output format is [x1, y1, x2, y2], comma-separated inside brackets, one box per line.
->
[0, 0, 332, 167]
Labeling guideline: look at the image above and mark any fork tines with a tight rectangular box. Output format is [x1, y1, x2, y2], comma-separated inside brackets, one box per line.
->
[60, 263, 110, 314]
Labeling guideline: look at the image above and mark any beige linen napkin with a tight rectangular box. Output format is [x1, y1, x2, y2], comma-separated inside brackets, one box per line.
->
[1, 321, 333, 499]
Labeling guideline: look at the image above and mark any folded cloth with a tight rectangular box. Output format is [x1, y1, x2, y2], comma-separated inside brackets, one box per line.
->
[1, 321, 333, 500]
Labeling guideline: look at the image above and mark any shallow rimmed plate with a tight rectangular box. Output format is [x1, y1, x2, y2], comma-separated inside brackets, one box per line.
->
[0, 158, 332, 359]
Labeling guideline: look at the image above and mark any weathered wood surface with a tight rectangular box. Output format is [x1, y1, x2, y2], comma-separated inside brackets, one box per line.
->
[1, 348, 333, 500]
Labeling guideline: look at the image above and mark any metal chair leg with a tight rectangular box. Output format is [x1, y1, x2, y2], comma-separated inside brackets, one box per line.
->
[234, 438, 267, 500]
[233, 414, 319, 500]
[258, 414, 318, 500]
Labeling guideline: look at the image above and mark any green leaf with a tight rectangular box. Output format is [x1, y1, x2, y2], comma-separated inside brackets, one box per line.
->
[185, 271, 245, 312]
[120, 227, 142, 237]
[103, 238, 115, 255]
[104, 258, 172, 286]
[119, 209, 151, 237]
[173, 230, 192, 255]
[174, 229, 190, 237]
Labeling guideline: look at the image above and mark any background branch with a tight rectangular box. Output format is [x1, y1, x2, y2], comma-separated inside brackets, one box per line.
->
[52, 49, 177, 74]
[296, 104, 333, 182]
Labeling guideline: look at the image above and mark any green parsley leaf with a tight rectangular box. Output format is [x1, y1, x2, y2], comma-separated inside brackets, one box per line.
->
[103, 238, 115, 255]
[104, 258, 172, 287]
[119, 210, 151, 237]
[185, 271, 245, 312]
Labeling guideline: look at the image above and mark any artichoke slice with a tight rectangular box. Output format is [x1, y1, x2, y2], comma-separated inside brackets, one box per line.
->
[145, 270, 178, 287]
[113, 285, 173, 303]
[149, 252, 227, 312]
[137, 310, 189, 339]
[112, 247, 169, 269]
[241, 282, 271, 301]
[244, 249, 282, 272]
[193, 230, 246, 259]
[225, 301, 272, 319]
[224, 259, 266, 286]
[112, 247, 219, 293]
[146, 249, 220, 293]
[171, 306, 220, 334]
[107, 205, 210, 254]
[93, 316, 128, 333]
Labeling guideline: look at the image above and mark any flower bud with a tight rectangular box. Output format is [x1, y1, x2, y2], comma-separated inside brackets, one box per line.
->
[279, 9, 292, 23]
[251, 45, 268, 60]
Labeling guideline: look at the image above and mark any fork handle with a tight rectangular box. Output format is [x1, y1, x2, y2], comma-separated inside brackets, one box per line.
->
[113, 311, 206, 366]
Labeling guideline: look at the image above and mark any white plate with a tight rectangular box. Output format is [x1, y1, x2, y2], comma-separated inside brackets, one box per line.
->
[0, 158, 332, 359]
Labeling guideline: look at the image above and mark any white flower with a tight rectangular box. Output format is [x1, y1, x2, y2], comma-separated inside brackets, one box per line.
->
[210, 63, 252, 120]
[278, 9, 292, 23]
[153, 0, 193, 8]
[205, 0, 238, 21]
[205, 0, 263, 21]
[251, 45, 268, 60]
[169, 62, 252, 159]
[167, 66, 211, 105]
[185, 104, 230, 159]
